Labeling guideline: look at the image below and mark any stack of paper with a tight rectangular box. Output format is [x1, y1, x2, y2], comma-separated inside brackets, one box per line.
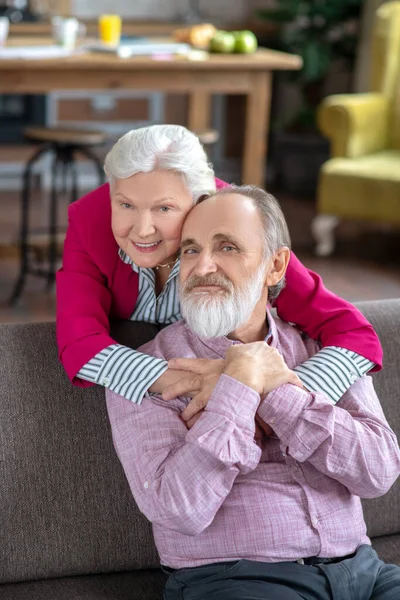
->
[0, 46, 75, 60]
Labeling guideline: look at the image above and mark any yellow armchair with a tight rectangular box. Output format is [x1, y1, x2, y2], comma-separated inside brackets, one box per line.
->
[313, 2, 400, 256]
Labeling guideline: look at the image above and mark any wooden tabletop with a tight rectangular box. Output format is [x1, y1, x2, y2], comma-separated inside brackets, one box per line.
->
[0, 40, 302, 72]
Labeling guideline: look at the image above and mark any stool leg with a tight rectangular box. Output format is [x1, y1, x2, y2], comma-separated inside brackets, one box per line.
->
[47, 153, 59, 290]
[78, 146, 105, 186]
[69, 152, 79, 204]
[10, 145, 51, 305]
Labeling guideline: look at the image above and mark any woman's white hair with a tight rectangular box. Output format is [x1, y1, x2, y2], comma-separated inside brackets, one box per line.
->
[104, 124, 216, 202]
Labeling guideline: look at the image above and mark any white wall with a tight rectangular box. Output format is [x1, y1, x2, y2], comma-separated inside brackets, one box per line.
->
[71, 0, 248, 24]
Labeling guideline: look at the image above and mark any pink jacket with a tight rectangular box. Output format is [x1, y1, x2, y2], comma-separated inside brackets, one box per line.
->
[56, 181, 382, 386]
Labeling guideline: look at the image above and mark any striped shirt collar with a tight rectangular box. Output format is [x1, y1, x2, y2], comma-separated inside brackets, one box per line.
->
[118, 247, 180, 283]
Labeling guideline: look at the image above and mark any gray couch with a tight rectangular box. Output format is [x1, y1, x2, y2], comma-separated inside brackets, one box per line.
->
[1, 299, 400, 599]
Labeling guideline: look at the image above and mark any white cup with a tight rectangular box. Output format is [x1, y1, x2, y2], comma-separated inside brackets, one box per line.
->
[0, 17, 10, 47]
[52, 17, 85, 51]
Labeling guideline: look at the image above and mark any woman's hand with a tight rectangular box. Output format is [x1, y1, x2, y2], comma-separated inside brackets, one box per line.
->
[164, 357, 225, 423]
[148, 367, 203, 397]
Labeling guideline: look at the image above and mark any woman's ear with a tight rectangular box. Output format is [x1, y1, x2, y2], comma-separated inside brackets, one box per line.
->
[266, 247, 291, 287]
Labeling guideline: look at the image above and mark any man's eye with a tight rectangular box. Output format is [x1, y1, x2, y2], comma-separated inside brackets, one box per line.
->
[121, 202, 132, 209]
[183, 248, 198, 255]
[159, 206, 171, 213]
[221, 245, 236, 252]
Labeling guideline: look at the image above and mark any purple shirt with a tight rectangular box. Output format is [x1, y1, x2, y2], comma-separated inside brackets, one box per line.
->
[106, 314, 400, 569]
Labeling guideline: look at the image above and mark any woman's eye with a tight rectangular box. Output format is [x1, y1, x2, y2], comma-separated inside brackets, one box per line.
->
[159, 206, 171, 213]
[121, 202, 132, 209]
[221, 245, 236, 252]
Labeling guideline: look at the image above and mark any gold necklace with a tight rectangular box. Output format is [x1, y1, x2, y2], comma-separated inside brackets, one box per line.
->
[154, 258, 177, 271]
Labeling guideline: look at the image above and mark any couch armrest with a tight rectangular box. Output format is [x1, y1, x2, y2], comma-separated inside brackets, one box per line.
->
[318, 93, 389, 158]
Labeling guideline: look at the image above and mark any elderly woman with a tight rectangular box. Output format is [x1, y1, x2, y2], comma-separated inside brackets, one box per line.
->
[56, 124, 381, 414]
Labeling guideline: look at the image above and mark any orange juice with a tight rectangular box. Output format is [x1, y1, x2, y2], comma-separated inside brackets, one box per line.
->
[98, 14, 122, 46]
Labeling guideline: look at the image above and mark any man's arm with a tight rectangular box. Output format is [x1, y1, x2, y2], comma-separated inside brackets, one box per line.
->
[257, 376, 400, 498]
[106, 374, 261, 537]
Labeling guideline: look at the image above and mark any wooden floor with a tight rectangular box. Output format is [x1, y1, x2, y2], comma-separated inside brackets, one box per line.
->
[0, 187, 399, 324]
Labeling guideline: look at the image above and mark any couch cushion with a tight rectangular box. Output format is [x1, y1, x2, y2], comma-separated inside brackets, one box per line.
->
[0, 569, 167, 600]
[372, 535, 400, 567]
[0, 321, 160, 584]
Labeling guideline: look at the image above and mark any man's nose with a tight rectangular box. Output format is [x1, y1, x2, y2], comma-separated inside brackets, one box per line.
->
[193, 251, 218, 276]
[136, 213, 156, 237]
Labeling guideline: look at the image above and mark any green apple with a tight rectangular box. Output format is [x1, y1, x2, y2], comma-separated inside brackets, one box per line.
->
[209, 31, 236, 53]
[234, 30, 258, 54]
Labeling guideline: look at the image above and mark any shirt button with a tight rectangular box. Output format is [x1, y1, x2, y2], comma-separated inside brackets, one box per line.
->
[269, 417, 276, 425]
[311, 517, 318, 527]
[102, 377, 110, 387]
[349, 372, 358, 383]
[144, 481, 150, 490]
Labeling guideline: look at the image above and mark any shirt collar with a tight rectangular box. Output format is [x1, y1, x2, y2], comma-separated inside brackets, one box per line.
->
[118, 247, 180, 282]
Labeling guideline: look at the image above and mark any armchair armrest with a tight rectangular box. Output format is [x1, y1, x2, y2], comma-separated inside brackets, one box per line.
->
[318, 93, 389, 158]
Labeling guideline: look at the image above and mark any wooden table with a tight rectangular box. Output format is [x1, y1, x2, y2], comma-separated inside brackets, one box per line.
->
[0, 42, 301, 186]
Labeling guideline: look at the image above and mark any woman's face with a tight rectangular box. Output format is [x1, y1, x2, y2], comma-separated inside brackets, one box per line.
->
[111, 170, 194, 269]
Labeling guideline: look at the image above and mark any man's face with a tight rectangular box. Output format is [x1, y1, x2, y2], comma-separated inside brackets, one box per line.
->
[179, 193, 270, 338]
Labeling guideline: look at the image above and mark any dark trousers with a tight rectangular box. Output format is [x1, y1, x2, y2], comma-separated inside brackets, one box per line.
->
[163, 545, 400, 600]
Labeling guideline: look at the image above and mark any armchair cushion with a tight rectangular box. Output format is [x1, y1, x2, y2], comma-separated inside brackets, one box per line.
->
[318, 150, 400, 221]
[318, 93, 389, 158]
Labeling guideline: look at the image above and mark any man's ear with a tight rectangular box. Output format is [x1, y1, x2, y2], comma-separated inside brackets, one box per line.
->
[266, 247, 291, 287]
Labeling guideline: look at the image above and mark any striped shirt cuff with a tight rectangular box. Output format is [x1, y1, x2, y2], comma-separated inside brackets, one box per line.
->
[294, 346, 375, 404]
[77, 344, 168, 405]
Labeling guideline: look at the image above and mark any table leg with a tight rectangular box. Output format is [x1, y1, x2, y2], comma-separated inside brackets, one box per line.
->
[243, 71, 272, 187]
[188, 91, 212, 134]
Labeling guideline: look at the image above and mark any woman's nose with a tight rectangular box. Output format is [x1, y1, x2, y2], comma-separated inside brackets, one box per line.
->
[136, 213, 156, 237]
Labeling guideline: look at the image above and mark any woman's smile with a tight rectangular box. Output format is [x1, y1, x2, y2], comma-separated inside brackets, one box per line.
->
[131, 240, 162, 253]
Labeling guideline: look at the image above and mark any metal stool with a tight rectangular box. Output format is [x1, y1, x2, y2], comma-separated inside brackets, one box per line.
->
[10, 126, 108, 304]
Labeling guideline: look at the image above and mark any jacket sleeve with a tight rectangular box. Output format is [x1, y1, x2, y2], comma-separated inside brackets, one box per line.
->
[56, 201, 119, 386]
[273, 251, 383, 370]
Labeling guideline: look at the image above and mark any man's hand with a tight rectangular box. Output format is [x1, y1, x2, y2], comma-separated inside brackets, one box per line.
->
[163, 358, 225, 424]
[224, 342, 302, 398]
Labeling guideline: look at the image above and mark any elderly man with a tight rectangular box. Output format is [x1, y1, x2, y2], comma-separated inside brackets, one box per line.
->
[106, 186, 400, 600]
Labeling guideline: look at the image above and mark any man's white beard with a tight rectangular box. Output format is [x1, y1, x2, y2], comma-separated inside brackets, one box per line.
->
[180, 263, 267, 338]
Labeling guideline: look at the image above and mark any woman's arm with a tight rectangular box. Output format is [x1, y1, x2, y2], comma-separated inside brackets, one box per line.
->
[56, 201, 120, 386]
[273, 251, 382, 403]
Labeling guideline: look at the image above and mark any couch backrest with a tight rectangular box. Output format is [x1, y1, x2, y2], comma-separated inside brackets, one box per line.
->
[1, 299, 400, 584]
[0, 320, 160, 584]
[356, 299, 400, 537]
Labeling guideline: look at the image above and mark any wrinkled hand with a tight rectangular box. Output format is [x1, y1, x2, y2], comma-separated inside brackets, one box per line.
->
[164, 357, 225, 423]
[255, 413, 274, 437]
[224, 342, 302, 398]
[148, 367, 203, 397]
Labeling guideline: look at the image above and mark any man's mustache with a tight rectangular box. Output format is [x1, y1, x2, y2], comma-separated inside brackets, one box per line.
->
[182, 274, 233, 293]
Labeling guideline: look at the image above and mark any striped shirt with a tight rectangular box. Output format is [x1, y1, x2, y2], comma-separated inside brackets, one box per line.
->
[78, 249, 375, 405]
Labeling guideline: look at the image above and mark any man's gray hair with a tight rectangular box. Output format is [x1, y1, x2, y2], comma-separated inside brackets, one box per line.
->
[212, 185, 291, 302]
[104, 124, 216, 202]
